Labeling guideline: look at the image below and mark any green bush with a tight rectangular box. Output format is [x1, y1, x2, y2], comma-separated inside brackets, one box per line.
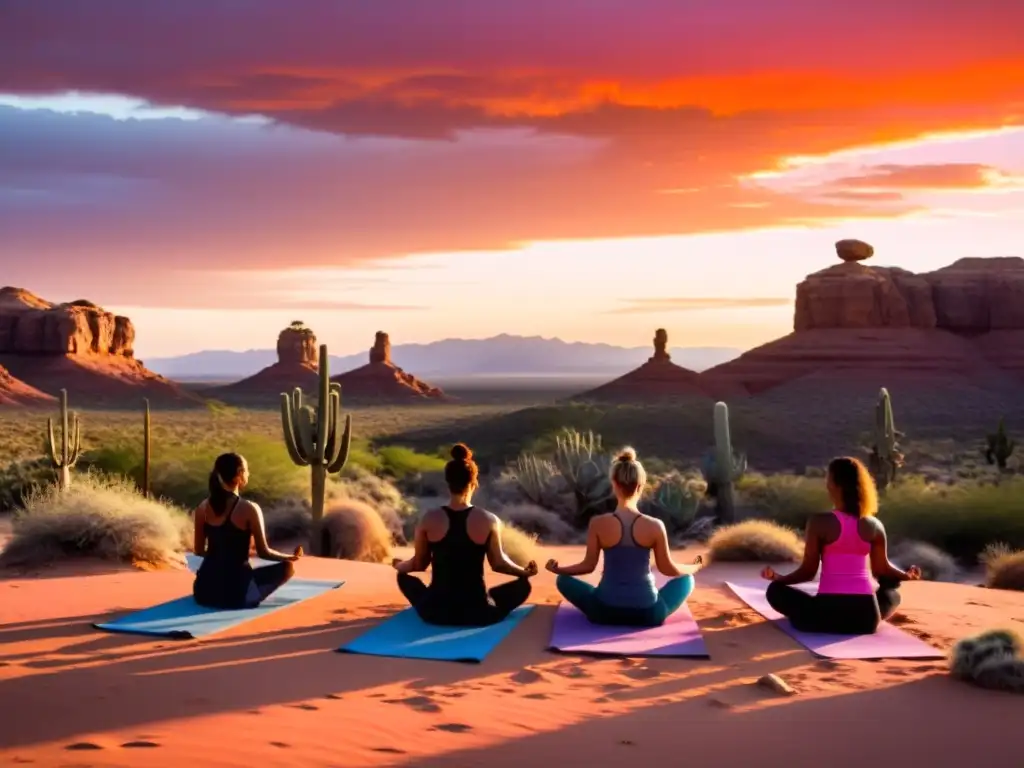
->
[375, 445, 446, 477]
[737, 473, 1024, 561]
[0, 458, 58, 512]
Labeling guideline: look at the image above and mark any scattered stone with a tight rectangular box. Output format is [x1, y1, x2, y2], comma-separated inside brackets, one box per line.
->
[757, 673, 796, 696]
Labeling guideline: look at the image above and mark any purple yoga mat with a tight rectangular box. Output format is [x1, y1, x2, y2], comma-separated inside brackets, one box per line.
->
[548, 603, 709, 657]
[725, 581, 943, 660]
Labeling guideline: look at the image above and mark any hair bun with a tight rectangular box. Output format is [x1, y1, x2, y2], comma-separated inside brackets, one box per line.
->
[450, 442, 473, 462]
[616, 446, 637, 463]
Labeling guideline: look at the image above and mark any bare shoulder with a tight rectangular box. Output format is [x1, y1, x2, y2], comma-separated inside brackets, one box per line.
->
[472, 507, 500, 527]
[861, 515, 885, 536]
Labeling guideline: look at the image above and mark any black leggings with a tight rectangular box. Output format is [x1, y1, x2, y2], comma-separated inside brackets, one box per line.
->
[194, 561, 294, 609]
[766, 578, 902, 635]
[397, 573, 531, 627]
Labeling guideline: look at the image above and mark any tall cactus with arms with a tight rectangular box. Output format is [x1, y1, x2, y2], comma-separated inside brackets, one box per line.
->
[45, 388, 82, 491]
[868, 387, 903, 492]
[701, 401, 746, 524]
[280, 344, 352, 555]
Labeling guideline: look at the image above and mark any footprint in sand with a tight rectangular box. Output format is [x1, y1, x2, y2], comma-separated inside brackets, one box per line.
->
[510, 668, 544, 684]
[288, 703, 319, 711]
[64, 742, 104, 751]
[523, 692, 549, 700]
[324, 693, 344, 700]
[708, 697, 733, 710]
[270, 741, 290, 748]
[385, 695, 442, 713]
[622, 666, 661, 680]
[373, 747, 407, 754]
[121, 741, 160, 748]
[553, 664, 590, 679]
[602, 682, 631, 693]
[432, 723, 473, 734]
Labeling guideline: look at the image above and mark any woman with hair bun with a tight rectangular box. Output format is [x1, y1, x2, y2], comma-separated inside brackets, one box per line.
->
[192, 452, 301, 609]
[546, 446, 703, 627]
[392, 443, 538, 626]
[760, 456, 920, 634]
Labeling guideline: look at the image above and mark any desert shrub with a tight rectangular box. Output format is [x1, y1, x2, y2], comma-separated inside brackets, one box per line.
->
[0, 457, 58, 512]
[889, 540, 959, 582]
[262, 498, 312, 544]
[737, 473, 830, 529]
[376, 445, 446, 478]
[319, 499, 393, 563]
[980, 543, 1024, 591]
[79, 435, 310, 509]
[877, 477, 1024, 560]
[949, 629, 1024, 694]
[492, 502, 580, 544]
[740, 472, 1024, 561]
[0, 472, 189, 569]
[331, 466, 418, 544]
[499, 522, 539, 568]
[707, 519, 804, 563]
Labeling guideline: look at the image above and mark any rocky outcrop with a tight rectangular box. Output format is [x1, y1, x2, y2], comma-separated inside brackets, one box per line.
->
[0, 287, 193, 405]
[0, 365, 55, 407]
[579, 329, 711, 401]
[213, 322, 320, 400]
[701, 246, 1024, 395]
[331, 332, 445, 401]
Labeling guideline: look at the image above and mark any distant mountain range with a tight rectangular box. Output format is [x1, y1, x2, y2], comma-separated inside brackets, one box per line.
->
[144, 334, 742, 381]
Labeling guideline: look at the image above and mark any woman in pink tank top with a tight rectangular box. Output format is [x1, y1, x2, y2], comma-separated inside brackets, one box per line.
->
[760, 457, 921, 635]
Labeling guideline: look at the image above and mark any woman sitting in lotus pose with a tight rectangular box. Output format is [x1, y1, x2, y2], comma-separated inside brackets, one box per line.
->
[546, 447, 703, 627]
[192, 453, 301, 609]
[761, 456, 921, 635]
[392, 443, 537, 626]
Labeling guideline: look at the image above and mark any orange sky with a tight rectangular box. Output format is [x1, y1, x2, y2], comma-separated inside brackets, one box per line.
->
[1, 1, 1023, 356]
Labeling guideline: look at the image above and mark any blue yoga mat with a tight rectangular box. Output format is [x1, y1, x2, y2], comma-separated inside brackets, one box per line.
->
[338, 605, 533, 663]
[94, 578, 344, 639]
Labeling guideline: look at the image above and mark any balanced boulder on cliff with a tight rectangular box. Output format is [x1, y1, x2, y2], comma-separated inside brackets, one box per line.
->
[0, 287, 194, 405]
[330, 332, 445, 401]
[579, 329, 710, 400]
[698, 241, 1024, 395]
[213, 321, 321, 400]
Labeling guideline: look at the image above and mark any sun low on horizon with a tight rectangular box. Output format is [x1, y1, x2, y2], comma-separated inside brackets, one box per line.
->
[2, 2, 1023, 358]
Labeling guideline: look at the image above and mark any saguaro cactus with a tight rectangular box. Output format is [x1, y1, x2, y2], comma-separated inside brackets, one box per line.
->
[984, 417, 1015, 470]
[868, 387, 903, 492]
[701, 401, 747, 524]
[142, 398, 151, 497]
[280, 344, 352, 554]
[45, 388, 82, 491]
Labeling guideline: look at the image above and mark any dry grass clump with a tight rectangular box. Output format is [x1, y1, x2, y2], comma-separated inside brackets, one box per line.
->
[331, 466, 418, 544]
[261, 498, 312, 544]
[492, 502, 580, 544]
[949, 629, 1024, 694]
[707, 519, 804, 563]
[499, 521, 539, 568]
[889, 540, 959, 582]
[980, 542, 1024, 591]
[0, 473, 190, 569]
[319, 499, 393, 563]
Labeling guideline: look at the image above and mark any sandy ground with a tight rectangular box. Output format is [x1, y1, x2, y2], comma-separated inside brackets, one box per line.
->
[0, 546, 1022, 767]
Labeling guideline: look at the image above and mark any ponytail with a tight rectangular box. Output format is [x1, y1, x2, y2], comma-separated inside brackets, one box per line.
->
[208, 453, 246, 515]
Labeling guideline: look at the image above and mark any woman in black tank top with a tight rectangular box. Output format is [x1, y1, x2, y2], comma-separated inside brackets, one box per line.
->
[192, 453, 301, 609]
[392, 444, 537, 626]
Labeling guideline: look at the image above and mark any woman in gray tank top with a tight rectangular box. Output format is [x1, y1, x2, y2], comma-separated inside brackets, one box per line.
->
[546, 447, 703, 627]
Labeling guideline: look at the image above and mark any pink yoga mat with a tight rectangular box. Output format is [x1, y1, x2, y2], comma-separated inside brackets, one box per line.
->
[725, 581, 943, 659]
[548, 603, 709, 657]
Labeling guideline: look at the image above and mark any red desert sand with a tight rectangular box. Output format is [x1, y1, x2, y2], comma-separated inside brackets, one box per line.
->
[1, 546, 1021, 767]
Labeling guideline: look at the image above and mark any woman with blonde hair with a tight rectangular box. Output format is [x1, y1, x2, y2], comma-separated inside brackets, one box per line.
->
[547, 447, 703, 627]
[761, 456, 921, 634]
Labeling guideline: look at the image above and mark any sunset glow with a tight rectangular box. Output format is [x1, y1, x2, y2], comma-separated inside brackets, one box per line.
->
[1, 1, 1022, 357]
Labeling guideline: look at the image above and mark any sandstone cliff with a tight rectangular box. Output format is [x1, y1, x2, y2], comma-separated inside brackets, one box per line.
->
[579, 328, 712, 400]
[331, 332, 445, 401]
[700, 247, 1024, 395]
[0, 287, 193, 405]
[0, 365, 55, 407]
[212, 322, 320, 400]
